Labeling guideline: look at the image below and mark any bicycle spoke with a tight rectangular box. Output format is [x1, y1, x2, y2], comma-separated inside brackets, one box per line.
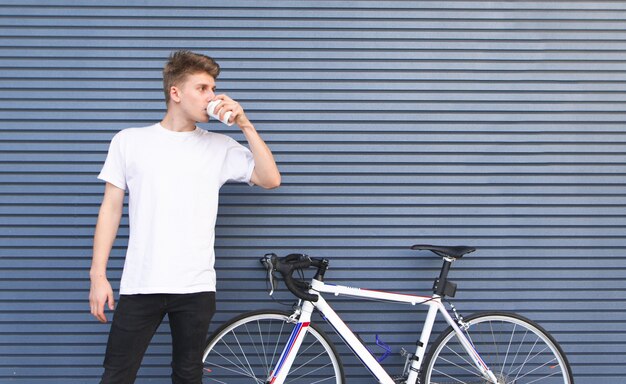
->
[269, 319, 287, 375]
[524, 369, 563, 384]
[293, 336, 318, 356]
[508, 325, 530, 377]
[290, 350, 332, 376]
[442, 343, 481, 375]
[231, 329, 259, 379]
[258, 319, 270, 374]
[501, 322, 517, 378]
[513, 356, 559, 383]
[209, 339, 253, 377]
[291, 361, 334, 379]
[488, 320, 501, 370]
[204, 360, 264, 383]
[299, 375, 339, 384]
[436, 356, 485, 379]
[244, 321, 267, 375]
[510, 338, 543, 379]
[432, 365, 479, 384]
[205, 356, 255, 380]
[203, 375, 227, 384]
[223, 331, 253, 377]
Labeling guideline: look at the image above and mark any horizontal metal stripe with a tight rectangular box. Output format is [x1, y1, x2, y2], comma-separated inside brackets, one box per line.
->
[2, 206, 625, 216]
[1, 283, 623, 297]
[2, 142, 626, 151]
[5, 215, 626, 226]
[6, 164, 626, 175]
[8, 78, 626, 94]
[0, 247, 621, 258]
[0, 255, 626, 268]
[7, 47, 626, 60]
[4, 225, 626, 236]
[9, 39, 626, 53]
[24, 14, 626, 29]
[6, 30, 626, 41]
[10, 90, 626, 102]
[3, 184, 626, 194]
[0, 280, 623, 292]
[6, 17, 626, 30]
[2, 132, 626, 143]
[6, 271, 609, 282]
[11, 68, 626, 82]
[9, 60, 626, 72]
[4, 122, 626, 133]
[5, 0, 626, 11]
[6, 113, 626, 124]
[5, 6, 626, 18]
[9, 100, 626, 114]
[1, 238, 625, 248]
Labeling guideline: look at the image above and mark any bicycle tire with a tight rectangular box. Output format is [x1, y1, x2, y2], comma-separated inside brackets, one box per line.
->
[202, 309, 345, 384]
[421, 312, 573, 384]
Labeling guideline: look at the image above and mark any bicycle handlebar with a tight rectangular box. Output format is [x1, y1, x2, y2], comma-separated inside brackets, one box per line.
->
[260, 253, 326, 302]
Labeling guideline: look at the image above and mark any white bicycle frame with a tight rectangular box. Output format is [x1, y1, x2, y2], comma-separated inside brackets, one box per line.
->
[267, 278, 499, 384]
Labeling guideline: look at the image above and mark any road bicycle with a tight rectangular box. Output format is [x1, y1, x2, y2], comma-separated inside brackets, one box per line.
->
[202, 244, 574, 384]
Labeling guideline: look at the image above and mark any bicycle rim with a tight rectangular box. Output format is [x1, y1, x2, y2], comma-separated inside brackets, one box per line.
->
[202, 310, 344, 384]
[422, 312, 573, 384]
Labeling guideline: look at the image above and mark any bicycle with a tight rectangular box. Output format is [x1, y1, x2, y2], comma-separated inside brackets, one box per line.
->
[202, 244, 574, 384]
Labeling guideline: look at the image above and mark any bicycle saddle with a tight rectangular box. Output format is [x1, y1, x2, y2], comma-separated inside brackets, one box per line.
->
[411, 244, 475, 259]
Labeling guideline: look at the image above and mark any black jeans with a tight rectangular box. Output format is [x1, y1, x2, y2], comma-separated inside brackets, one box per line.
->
[100, 292, 216, 384]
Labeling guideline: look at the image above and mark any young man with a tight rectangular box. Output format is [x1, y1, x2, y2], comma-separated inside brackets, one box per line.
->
[89, 50, 281, 384]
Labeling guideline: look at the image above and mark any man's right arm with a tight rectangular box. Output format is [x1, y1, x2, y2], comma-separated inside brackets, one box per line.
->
[89, 182, 125, 323]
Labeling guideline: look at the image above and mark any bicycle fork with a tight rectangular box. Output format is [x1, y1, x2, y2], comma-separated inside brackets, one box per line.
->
[265, 301, 315, 384]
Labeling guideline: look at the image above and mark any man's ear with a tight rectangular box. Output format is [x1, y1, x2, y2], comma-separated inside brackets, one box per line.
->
[169, 86, 181, 103]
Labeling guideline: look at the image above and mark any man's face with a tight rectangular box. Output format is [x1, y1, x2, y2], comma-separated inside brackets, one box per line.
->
[173, 72, 216, 123]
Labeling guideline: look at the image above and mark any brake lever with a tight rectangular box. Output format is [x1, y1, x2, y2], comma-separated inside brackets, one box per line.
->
[260, 253, 279, 296]
[269, 270, 279, 296]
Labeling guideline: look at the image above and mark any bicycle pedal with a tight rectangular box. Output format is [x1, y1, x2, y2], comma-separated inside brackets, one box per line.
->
[392, 375, 407, 384]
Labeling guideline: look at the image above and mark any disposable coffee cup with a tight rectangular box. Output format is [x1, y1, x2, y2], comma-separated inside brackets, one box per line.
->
[207, 99, 234, 126]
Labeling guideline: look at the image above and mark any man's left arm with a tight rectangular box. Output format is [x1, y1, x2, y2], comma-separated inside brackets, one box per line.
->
[213, 95, 281, 189]
[240, 120, 281, 189]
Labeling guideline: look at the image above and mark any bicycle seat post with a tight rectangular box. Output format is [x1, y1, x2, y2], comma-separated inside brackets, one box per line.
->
[439, 257, 453, 280]
[433, 257, 457, 298]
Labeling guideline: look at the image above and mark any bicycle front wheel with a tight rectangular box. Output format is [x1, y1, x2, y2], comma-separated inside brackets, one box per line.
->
[422, 312, 573, 384]
[202, 310, 344, 384]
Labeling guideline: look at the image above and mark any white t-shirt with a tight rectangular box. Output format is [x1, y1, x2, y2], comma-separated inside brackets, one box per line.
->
[97, 123, 255, 294]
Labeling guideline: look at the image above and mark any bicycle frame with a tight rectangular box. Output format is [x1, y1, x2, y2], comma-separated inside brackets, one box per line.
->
[267, 278, 499, 384]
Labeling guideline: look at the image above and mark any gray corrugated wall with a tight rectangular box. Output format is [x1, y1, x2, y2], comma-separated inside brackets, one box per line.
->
[0, 0, 624, 382]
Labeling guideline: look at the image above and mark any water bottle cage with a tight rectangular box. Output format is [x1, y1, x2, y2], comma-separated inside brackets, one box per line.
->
[356, 333, 392, 363]
[433, 277, 457, 297]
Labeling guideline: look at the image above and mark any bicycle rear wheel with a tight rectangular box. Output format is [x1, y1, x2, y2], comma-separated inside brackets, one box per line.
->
[202, 309, 344, 384]
[421, 312, 573, 384]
